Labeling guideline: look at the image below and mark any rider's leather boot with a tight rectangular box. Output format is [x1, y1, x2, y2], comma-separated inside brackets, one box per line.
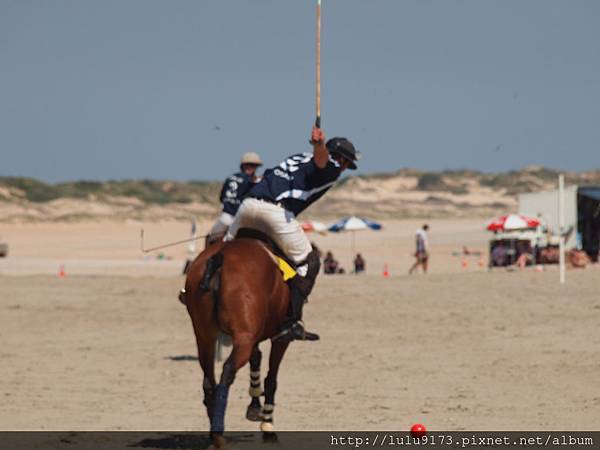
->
[200, 252, 223, 291]
[277, 250, 321, 342]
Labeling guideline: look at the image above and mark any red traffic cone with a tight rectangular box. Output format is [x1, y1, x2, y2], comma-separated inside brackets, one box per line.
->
[383, 263, 390, 278]
[58, 264, 66, 278]
[461, 257, 468, 269]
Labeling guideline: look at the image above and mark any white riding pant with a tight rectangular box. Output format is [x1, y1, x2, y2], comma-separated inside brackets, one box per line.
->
[224, 198, 312, 270]
[209, 211, 234, 238]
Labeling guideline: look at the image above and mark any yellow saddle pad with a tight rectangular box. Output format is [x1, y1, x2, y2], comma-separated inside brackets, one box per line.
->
[277, 257, 297, 281]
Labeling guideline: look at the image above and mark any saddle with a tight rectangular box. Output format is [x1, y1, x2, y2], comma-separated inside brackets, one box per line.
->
[236, 228, 297, 281]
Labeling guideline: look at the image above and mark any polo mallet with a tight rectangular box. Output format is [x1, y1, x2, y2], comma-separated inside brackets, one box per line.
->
[315, 0, 322, 129]
[140, 229, 208, 253]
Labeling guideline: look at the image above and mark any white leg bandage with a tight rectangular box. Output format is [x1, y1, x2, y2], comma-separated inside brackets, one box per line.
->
[249, 370, 262, 397]
[260, 404, 274, 421]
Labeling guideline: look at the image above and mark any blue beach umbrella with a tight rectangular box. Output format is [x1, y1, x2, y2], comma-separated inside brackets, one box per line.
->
[328, 216, 382, 258]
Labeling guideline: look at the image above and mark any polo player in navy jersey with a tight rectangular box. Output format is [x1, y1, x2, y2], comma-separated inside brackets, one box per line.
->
[206, 152, 263, 245]
[224, 126, 360, 342]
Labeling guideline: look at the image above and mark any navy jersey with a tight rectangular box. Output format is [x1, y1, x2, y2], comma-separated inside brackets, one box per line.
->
[249, 152, 342, 216]
[220, 172, 255, 215]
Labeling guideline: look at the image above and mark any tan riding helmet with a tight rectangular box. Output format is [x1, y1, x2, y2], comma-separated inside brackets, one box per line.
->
[240, 152, 263, 166]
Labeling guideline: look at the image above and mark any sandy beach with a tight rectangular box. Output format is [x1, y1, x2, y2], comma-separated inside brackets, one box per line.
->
[0, 219, 489, 276]
[1, 220, 599, 432]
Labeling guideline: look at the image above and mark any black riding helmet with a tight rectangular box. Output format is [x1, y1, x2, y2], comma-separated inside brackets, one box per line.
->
[326, 137, 361, 170]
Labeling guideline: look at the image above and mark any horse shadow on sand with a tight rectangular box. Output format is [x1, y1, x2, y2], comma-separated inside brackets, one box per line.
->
[165, 355, 198, 362]
[129, 432, 279, 449]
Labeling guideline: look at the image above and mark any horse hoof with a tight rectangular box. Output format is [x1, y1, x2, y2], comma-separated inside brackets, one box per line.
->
[246, 405, 262, 422]
[210, 432, 227, 449]
[262, 429, 278, 443]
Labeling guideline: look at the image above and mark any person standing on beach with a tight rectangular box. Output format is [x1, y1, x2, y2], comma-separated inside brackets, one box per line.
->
[409, 224, 430, 274]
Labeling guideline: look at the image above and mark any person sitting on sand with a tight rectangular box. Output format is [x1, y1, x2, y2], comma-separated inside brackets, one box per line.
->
[539, 246, 560, 264]
[354, 253, 365, 274]
[491, 242, 508, 267]
[324, 251, 339, 274]
[516, 241, 533, 269]
[568, 249, 590, 268]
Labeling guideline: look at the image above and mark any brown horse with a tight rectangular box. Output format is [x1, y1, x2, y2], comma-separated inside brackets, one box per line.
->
[184, 235, 295, 446]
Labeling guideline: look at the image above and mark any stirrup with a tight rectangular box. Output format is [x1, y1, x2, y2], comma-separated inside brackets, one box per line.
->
[273, 321, 319, 342]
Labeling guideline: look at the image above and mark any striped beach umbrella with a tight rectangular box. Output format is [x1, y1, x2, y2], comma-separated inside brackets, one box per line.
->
[328, 216, 382, 257]
[486, 214, 540, 232]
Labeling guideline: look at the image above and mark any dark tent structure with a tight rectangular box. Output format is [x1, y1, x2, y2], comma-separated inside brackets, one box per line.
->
[578, 187, 600, 262]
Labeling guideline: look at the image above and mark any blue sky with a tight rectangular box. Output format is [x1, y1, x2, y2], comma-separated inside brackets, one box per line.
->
[1, 0, 599, 182]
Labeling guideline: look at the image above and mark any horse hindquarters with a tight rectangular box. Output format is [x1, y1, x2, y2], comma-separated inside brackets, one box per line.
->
[189, 295, 219, 427]
[188, 239, 290, 443]
[184, 246, 225, 432]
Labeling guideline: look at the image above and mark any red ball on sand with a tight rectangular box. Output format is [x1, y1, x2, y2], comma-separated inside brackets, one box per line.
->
[411, 423, 426, 438]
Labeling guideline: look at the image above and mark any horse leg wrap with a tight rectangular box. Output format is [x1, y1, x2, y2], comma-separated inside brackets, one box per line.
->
[200, 252, 223, 292]
[260, 403, 274, 423]
[260, 403, 275, 433]
[249, 370, 262, 397]
[210, 383, 229, 433]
